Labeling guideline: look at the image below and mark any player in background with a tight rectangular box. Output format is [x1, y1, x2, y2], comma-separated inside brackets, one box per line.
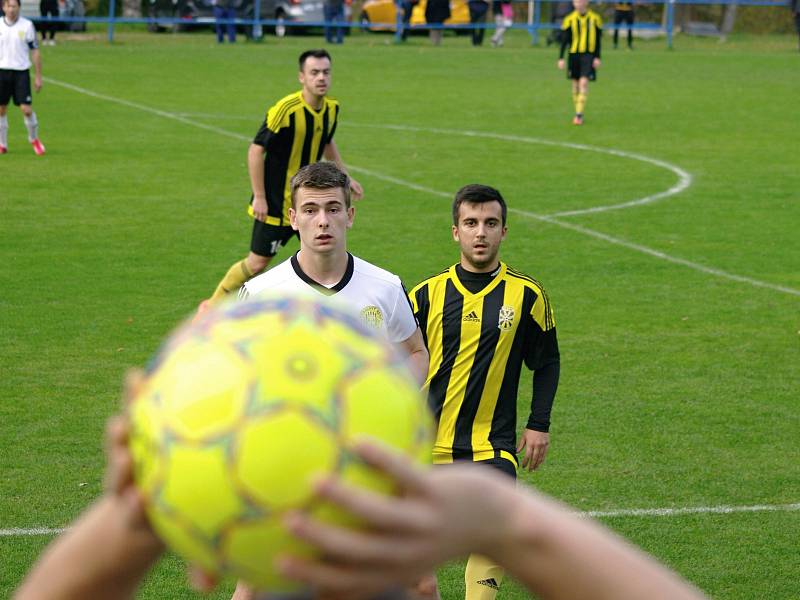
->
[201, 49, 363, 312]
[612, 1, 634, 49]
[0, 0, 46, 155]
[792, 0, 800, 52]
[407, 184, 560, 600]
[557, 0, 602, 126]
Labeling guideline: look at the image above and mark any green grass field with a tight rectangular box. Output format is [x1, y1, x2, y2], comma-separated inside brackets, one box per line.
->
[1, 26, 799, 599]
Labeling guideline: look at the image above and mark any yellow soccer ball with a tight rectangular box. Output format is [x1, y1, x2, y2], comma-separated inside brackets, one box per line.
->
[129, 294, 432, 592]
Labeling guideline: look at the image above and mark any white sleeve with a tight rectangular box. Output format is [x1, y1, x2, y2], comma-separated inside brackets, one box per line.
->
[26, 22, 36, 45]
[237, 284, 251, 301]
[387, 282, 418, 344]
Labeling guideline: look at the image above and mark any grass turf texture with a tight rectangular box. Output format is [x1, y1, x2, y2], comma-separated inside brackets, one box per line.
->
[1, 28, 799, 599]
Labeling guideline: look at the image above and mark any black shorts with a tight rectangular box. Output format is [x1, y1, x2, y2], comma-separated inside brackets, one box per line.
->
[0, 69, 33, 106]
[567, 53, 597, 81]
[250, 219, 298, 257]
[614, 9, 634, 25]
[436, 456, 517, 480]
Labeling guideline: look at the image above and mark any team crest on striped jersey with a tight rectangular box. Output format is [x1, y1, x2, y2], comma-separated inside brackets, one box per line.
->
[498, 305, 515, 331]
[360, 306, 384, 329]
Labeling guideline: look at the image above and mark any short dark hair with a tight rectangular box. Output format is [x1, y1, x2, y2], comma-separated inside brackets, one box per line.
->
[299, 49, 332, 71]
[291, 162, 351, 209]
[452, 184, 507, 226]
[3, 0, 21, 6]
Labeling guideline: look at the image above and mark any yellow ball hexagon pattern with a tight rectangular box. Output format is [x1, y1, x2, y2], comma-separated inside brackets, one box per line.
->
[234, 409, 339, 509]
[129, 294, 433, 591]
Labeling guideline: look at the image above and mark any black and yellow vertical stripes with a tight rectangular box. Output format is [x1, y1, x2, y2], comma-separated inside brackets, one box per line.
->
[257, 91, 340, 225]
[409, 263, 556, 466]
[562, 9, 603, 54]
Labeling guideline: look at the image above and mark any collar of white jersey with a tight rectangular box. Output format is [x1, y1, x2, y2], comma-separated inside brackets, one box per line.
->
[290, 251, 355, 296]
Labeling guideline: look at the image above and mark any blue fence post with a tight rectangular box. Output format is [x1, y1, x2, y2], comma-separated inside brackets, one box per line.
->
[666, 0, 675, 49]
[107, 0, 116, 43]
[394, 0, 402, 42]
[532, 0, 541, 45]
[253, 0, 262, 38]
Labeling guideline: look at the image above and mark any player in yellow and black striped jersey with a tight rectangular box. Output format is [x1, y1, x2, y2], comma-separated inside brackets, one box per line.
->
[202, 49, 363, 309]
[613, 1, 634, 49]
[557, 0, 602, 125]
[408, 184, 560, 600]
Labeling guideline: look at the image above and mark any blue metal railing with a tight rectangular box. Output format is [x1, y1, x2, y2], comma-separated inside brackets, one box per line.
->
[29, 0, 792, 47]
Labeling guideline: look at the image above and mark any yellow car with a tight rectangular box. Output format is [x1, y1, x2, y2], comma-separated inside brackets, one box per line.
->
[359, 0, 470, 31]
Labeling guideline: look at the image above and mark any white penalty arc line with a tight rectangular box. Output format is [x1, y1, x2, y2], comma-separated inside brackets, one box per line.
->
[345, 122, 693, 219]
[4, 502, 800, 536]
[45, 78, 800, 298]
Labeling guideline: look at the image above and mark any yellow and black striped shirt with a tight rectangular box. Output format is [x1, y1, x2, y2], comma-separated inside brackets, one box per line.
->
[251, 91, 340, 226]
[561, 9, 603, 55]
[409, 262, 560, 466]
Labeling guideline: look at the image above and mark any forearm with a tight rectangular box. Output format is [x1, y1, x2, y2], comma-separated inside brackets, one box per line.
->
[559, 31, 570, 58]
[322, 141, 348, 174]
[247, 143, 266, 198]
[494, 493, 706, 600]
[14, 497, 164, 600]
[528, 361, 559, 432]
[32, 50, 42, 78]
[407, 348, 430, 387]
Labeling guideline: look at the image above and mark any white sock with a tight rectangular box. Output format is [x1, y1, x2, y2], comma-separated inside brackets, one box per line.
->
[0, 115, 8, 147]
[493, 15, 506, 41]
[24, 112, 39, 142]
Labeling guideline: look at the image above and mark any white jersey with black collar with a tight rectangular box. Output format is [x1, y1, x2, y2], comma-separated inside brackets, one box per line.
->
[0, 16, 38, 71]
[239, 252, 418, 344]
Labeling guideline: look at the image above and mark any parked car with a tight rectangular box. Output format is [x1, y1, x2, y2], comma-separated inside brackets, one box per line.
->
[146, 0, 350, 36]
[359, 0, 469, 32]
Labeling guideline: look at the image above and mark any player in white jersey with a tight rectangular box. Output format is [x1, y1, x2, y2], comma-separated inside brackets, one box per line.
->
[0, 0, 45, 155]
[231, 160, 429, 600]
[241, 252, 419, 347]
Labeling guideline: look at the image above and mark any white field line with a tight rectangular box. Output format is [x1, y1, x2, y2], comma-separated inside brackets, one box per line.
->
[582, 502, 800, 519]
[44, 78, 800, 297]
[4, 502, 800, 536]
[0, 527, 66, 536]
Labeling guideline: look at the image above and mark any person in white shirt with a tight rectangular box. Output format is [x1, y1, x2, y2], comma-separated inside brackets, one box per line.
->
[231, 160, 430, 600]
[0, 0, 45, 155]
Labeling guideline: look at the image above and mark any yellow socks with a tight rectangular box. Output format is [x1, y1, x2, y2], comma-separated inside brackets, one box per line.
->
[572, 91, 579, 112]
[576, 92, 587, 115]
[464, 554, 504, 600]
[210, 259, 255, 301]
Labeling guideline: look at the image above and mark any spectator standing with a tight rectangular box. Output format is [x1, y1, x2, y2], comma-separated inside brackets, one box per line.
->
[323, 0, 345, 44]
[612, 1, 634, 49]
[0, 0, 46, 155]
[489, 0, 512, 47]
[212, 0, 237, 43]
[394, 0, 415, 42]
[38, 0, 57, 45]
[425, 0, 449, 45]
[467, 0, 489, 45]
